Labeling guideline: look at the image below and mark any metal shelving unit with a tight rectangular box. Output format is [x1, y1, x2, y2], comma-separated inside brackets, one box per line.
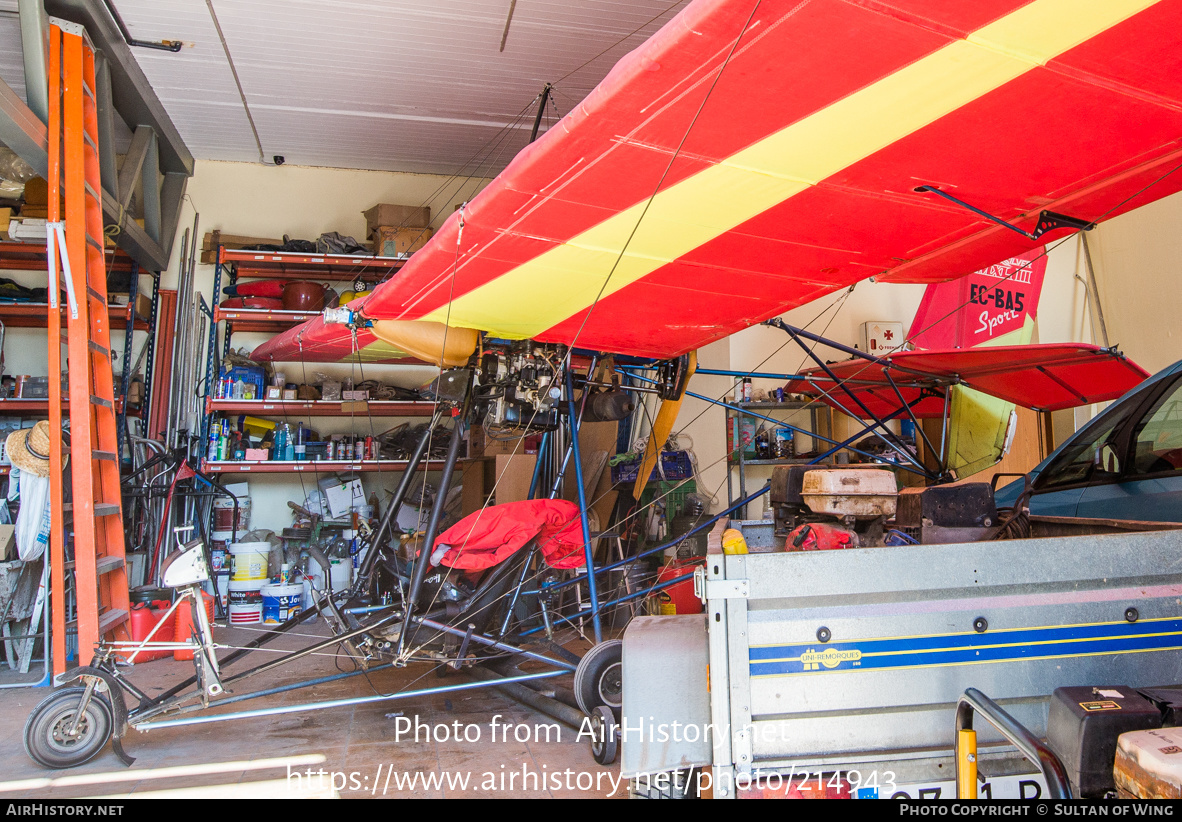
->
[202, 245, 447, 480]
[726, 400, 832, 514]
[202, 458, 450, 475]
[0, 243, 160, 452]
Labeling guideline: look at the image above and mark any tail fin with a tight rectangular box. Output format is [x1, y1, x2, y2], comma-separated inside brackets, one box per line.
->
[908, 248, 1048, 476]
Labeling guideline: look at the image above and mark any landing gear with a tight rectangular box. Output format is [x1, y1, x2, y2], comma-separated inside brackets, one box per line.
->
[589, 705, 619, 765]
[574, 639, 622, 716]
[24, 686, 115, 769]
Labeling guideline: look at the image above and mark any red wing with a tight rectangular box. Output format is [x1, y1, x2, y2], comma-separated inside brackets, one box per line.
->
[785, 344, 1150, 418]
[257, 0, 1182, 363]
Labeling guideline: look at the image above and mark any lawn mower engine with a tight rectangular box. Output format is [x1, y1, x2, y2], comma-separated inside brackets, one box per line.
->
[475, 341, 565, 431]
[769, 465, 898, 549]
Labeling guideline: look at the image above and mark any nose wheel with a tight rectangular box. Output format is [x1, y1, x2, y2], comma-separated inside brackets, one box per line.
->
[24, 686, 115, 769]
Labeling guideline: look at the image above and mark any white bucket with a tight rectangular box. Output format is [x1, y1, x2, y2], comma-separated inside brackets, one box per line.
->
[228, 578, 264, 624]
[229, 542, 270, 581]
[261, 582, 303, 624]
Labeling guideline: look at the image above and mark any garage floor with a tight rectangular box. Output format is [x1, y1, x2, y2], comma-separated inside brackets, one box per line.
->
[0, 623, 623, 799]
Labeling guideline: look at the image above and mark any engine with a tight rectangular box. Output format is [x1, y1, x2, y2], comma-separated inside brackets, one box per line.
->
[474, 340, 565, 432]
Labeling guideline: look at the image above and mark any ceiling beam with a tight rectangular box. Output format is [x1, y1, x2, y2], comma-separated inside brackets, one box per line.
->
[45, 0, 193, 177]
[2, 75, 170, 271]
[0, 75, 49, 179]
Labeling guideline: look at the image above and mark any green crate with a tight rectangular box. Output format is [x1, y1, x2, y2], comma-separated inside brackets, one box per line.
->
[638, 479, 697, 518]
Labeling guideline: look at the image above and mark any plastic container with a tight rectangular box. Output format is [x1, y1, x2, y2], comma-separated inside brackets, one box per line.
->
[652, 559, 704, 615]
[228, 578, 265, 624]
[123, 600, 176, 663]
[329, 559, 352, 592]
[261, 582, 303, 624]
[800, 468, 897, 519]
[229, 542, 270, 581]
[173, 590, 216, 660]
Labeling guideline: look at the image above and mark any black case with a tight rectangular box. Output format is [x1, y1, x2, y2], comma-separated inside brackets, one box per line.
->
[1046, 685, 1163, 798]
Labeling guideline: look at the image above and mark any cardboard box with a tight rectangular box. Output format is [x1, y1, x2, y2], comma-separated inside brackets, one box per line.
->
[373, 226, 433, 257]
[467, 426, 532, 458]
[0, 207, 11, 241]
[363, 204, 431, 235]
[460, 455, 536, 515]
[323, 478, 365, 518]
[0, 525, 14, 561]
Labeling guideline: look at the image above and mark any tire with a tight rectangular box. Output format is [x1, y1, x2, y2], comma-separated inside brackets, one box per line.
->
[23, 686, 114, 769]
[629, 768, 699, 799]
[573, 639, 623, 716]
[589, 705, 619, 765]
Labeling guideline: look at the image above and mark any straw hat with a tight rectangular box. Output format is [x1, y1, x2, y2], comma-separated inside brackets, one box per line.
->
[6, 421, 52, 477]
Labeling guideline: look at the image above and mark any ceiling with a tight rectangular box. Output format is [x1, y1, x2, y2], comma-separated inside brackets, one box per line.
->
[0, 0, 691, 177]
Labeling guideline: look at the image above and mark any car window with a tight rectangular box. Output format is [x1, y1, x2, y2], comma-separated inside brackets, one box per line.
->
[1129, 377, 1182, 476]
[1038, 409, 1133, 491]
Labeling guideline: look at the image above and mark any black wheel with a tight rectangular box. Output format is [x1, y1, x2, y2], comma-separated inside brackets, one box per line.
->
[23, 686, 114, 769]
[629, 768, 699, 799]
[574, 639, 623, 716]
[589, 705, 619, 765]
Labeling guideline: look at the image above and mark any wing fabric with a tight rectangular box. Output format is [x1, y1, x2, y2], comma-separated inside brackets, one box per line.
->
[784, 344, 1151, 418]
[256, 0, 1182, 364]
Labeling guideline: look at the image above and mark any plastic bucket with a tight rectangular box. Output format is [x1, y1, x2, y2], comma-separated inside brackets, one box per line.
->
[228, 578, 265, 625]
[261, 582, 303, 624]
[652, 559, 704, 615]
[229, 542, 270, 581]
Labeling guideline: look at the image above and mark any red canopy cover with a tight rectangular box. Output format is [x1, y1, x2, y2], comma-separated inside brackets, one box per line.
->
[432, 499, 587, 571]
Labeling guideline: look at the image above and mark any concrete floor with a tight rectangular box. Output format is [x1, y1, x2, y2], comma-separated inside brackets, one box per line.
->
[0, 622, 624, 799]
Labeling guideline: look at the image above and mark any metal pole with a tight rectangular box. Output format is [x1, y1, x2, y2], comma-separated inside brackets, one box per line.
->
[17, 0, 49, 125]
[1080, 234, 1110, 348]
[565, 368, 602, 643]
[527, 430, 550, 500]
[529, 83, 552, 143]
[358, 411, 441, 583]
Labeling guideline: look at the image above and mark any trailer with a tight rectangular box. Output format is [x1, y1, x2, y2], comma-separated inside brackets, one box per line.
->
[621, 517, 1182, 799]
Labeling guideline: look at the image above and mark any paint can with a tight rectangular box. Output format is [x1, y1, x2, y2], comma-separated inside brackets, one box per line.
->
[261, 582, 303, 624]
[229, 541, 270, 581]
[228, 578, 265, 624]
[213, 496, 251, 531]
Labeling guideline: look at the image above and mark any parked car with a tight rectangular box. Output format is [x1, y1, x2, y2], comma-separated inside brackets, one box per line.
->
[995, 359, 1182, 522]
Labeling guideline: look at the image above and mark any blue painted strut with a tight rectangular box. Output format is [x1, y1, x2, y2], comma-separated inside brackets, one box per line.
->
[565, 368, 602, 643]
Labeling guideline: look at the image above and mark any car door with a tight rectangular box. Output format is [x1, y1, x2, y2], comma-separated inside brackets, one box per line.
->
[1073, 374, 1182, 522]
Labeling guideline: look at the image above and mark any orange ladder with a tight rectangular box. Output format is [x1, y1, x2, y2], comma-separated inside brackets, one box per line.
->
[46, 20, 130, 677]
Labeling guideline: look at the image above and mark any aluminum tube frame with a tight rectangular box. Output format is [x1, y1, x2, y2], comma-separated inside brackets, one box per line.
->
[564, 367, 601, 643]
[773, 326, 932, 476]
[134, 670, 565, 731]
[620, 369, 924, 472]
[357, 410, 442, 584]
[416, 617, 577, 672]
[955, 688, 1072, 799]
[397, 389, 471, 658]
[537, 483, 770, 594]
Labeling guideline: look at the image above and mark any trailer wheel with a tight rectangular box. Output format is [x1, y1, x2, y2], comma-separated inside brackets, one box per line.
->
[589, 705, 619, 765]
[24, 686, 114, 769]
[574, 639, 622, 716]
[629, 768, 699, 799]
